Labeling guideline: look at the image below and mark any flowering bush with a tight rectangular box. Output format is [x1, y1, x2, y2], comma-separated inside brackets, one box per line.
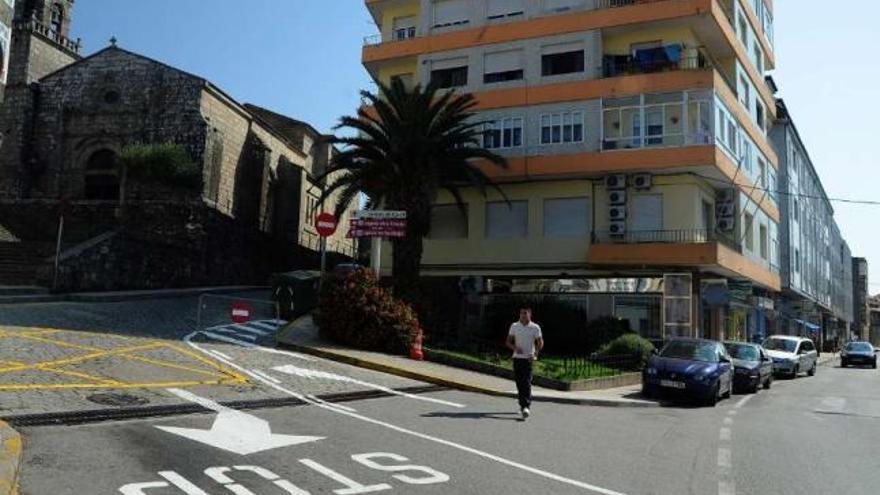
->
[316, 269, 421, 354]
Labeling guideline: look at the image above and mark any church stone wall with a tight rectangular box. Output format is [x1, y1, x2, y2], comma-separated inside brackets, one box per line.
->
[32, 48, 207, 199]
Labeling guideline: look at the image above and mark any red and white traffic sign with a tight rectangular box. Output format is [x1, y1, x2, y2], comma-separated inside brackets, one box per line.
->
[231, 302, 252, 324]
[315, 212, 338, 238]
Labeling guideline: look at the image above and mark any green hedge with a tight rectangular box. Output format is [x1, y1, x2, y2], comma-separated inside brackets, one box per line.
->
[121, 143, 201, 189]
[596, 333, 655, 367]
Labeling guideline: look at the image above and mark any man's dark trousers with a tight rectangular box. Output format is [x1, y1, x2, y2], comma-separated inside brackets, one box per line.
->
[513, 358, 533, 409]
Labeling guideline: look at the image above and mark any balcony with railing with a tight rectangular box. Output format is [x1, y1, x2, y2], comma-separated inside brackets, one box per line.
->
[592, 229, 742, 251]
[13, 16, 81, 54]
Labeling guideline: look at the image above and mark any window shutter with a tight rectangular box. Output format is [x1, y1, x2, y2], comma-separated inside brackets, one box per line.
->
[488, 0, 525, 17]
[541, 41, 584, 55]
[631, 195, 663, 232]
[431, 57, 468, 71]
[484, 50, 523, 74]
[486, 201, 529, 239]
[544, 198, 590, 238]
[433, 0, 469, 26]
[543, 0, 585, 12]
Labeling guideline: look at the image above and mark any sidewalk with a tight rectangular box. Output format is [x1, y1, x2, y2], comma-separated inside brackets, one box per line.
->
[0, 420, 21, 495]
[277, 316, 658, 408]
[0, 285, 267, 304]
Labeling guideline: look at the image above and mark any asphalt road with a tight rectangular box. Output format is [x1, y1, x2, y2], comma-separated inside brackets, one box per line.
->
[18, 355, 880, 495]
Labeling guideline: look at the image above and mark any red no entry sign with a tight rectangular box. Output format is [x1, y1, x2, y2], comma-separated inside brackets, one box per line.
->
[231, 302, 252, 323]
[315, 212, 338, 238]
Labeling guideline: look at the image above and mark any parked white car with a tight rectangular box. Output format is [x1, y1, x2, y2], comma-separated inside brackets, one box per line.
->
[762, 336, 818, 378]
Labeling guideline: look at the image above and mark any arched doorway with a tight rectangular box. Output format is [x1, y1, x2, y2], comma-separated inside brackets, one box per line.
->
[84, 149, 120, 200]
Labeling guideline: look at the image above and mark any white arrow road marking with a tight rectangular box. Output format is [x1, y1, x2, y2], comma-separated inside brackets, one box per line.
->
[272, 364, 465, 409]
[185, 333, 629, 495]
[156, 388, 323, 455]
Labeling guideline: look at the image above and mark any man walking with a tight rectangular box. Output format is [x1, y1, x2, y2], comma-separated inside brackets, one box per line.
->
[506, 307, 544, 419]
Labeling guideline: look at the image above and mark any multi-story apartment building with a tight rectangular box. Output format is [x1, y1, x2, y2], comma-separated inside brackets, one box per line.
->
[852, 257, 870, 341]
[869, 295, 880, 347]
[362, 0, 782, 341]
[770, 99, 853, 348]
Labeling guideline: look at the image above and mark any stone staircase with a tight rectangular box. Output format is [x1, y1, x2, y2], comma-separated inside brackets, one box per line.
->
[0, 241, 53, 286]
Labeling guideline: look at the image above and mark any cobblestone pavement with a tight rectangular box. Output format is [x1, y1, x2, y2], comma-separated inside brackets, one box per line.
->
[0, 293, 425, 418]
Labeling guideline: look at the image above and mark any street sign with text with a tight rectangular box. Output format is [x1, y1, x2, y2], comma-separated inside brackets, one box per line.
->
[348, 211, 407, 238]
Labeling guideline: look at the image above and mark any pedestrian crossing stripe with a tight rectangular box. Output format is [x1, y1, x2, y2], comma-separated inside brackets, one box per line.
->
[204, 320, 287, 343]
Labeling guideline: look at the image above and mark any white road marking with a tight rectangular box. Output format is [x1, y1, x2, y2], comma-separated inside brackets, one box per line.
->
[158, 388, 324, 455]
[272, 364, 465, 409]
[205, 331, 257, 343]
[719, 428, 731, 441]
[185, 333, 630, 495]
[306, 394, 358, 413]
[727, 410, 737, 416]
[232, 324, 270, 336]
[119, 481, 170, 494]
[718, 480, 736, 495]
[248, 321, 281, 332]
[817, 397, 846, 414]
[209, 350, 232, 360]
[723, 417, 733, 426]
[201, 332, 315, 361]
[717, 448, 732, 468]
[734, 394, 754, 409]
[250, 369, 281, 384]
[158, 471, 210, 495]
[299, 459, 392, 494]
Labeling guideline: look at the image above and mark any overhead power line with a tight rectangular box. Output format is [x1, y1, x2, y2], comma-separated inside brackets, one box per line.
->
[691, 173, 880, 206]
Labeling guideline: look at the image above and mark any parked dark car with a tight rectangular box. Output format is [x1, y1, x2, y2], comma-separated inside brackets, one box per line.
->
[642, 338, 734, 406]
[840, 342, 877, 369]
[723, 342, 773, 393]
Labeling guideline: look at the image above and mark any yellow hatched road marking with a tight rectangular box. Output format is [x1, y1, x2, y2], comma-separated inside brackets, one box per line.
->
[0, 326, 249, 390]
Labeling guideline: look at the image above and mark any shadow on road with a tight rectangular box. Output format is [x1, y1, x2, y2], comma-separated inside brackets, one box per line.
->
[421, 411, 524, 422]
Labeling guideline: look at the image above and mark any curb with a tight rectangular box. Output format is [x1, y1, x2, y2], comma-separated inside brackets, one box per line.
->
[0, 420, 22, 495]
[0, 285, 267, 305]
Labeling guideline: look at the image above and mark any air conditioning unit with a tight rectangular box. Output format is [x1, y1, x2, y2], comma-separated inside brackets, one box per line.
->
[717, 218, 735, 232]
[631, 173, 652, 190]
[609, 221, 626, 237]
[716, 188, 736, 203]
[609, 206, 627, 221]
[716, 203, 735, 218]
[609, 190, 627, 205]
[605, 174, 627, 190]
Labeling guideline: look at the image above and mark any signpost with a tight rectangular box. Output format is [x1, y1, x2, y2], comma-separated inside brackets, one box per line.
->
[314, 212, 338, 283]
[347, 211, 407, 277]
[230, 302, 252, 324]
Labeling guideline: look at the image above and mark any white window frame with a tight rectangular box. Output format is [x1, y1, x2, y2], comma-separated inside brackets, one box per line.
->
[483, 117, 524, 150]
[540, 111, 584, 145]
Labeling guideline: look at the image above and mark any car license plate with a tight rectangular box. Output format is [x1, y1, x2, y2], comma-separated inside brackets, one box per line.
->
[660, 380, 685, 389]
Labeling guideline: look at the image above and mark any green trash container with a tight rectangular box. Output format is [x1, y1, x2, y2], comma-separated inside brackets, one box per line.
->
[271, 270, 321, 321]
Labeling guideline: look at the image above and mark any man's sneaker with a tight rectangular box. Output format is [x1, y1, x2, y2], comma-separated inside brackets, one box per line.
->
[521, 407, 530, 419]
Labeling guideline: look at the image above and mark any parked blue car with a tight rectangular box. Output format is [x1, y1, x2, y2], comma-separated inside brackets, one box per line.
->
[642, 338, 734, 406]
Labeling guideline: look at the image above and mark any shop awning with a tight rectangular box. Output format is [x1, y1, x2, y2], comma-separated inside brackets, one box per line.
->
[793, 318, 821, 331]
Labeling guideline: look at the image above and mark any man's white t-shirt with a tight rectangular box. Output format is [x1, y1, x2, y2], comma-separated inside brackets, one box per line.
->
[509, 321, 543, 359]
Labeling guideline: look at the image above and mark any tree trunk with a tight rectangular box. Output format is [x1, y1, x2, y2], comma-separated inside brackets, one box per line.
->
[391, 233, 424, 307]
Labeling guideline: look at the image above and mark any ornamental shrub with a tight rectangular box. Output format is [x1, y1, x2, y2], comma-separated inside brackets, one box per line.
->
[316, 269, 421, 354]
[595, 333, 655, 367]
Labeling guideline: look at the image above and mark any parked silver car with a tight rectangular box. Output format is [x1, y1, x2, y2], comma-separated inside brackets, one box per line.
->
[762, 336, 818, 378]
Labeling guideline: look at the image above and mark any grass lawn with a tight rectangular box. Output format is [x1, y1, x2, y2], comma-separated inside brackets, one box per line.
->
[427, 348, 622, 382]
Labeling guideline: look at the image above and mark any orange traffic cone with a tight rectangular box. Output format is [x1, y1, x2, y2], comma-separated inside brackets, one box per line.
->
[409, 331, 424, 361]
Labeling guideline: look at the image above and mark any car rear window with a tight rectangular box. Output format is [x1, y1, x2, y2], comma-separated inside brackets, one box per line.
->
[725, 344, 758, 361]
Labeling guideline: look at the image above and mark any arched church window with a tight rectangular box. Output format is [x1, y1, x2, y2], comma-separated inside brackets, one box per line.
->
[50, 3, 64, 35]
[84, 149, 120, 200]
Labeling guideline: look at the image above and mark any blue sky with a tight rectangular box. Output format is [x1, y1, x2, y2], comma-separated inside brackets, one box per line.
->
[71, 1, 878, 292]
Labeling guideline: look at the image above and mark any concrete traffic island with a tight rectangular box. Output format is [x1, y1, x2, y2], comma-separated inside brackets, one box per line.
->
[277, 316, 660, 408]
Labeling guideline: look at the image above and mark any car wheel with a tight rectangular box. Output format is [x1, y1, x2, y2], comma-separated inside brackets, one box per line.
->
[808, 363, 816, 377]
[704, 382, 719, 407]
[642, 383, 656, 398]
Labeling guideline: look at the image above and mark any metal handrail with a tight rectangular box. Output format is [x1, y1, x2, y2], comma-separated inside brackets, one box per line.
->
[593, 229, 742, 250]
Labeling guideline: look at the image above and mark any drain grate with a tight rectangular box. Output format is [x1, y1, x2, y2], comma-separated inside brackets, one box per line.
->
[86, 393, 150, 407]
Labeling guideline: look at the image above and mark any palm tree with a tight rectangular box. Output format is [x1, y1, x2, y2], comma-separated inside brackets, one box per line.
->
[320, 78, 508, 305]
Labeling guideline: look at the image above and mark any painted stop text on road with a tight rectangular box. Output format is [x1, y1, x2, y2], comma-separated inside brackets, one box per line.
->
[119, 452, 449, 494]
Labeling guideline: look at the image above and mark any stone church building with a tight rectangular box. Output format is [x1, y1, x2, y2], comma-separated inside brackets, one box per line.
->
[0, 1, 356, 289]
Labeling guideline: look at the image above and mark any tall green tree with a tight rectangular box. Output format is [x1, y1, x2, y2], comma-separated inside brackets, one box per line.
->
[321, 79, 507, 305]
